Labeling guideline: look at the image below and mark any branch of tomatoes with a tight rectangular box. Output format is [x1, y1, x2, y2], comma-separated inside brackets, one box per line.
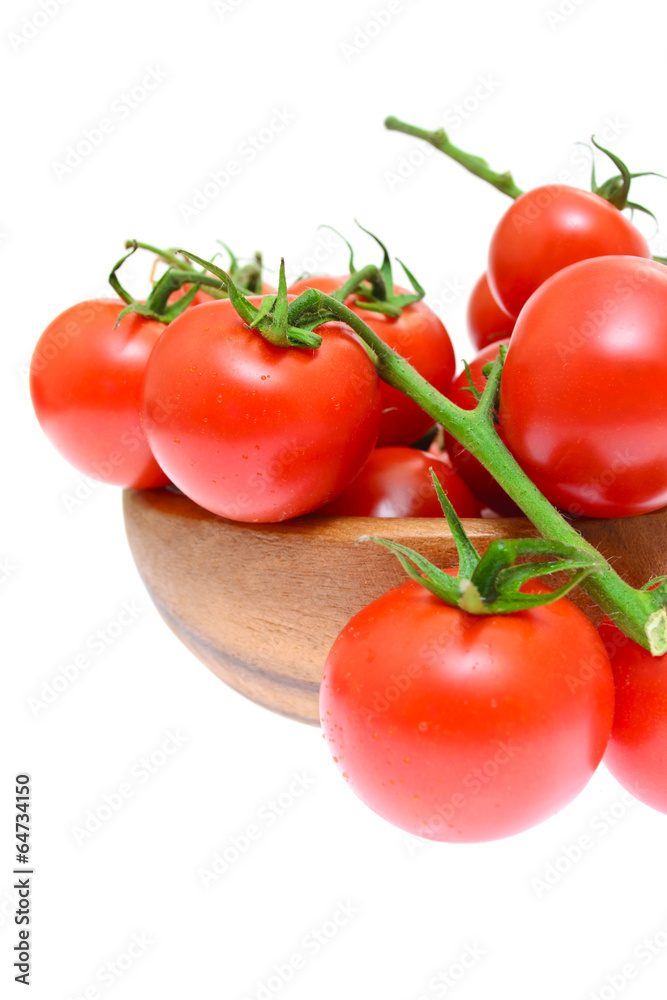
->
[171, 250, 666, 656]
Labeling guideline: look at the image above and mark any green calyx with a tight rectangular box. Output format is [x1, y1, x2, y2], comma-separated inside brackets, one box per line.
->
[587, 136, 666, 222]
[109, 240, 271, 326]
[320, 221, 425, 318]
[359, 471, 602, 615]
[176, 250, 322, 349]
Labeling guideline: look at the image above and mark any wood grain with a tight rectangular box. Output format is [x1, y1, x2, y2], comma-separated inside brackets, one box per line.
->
[123, 488, 667, 726]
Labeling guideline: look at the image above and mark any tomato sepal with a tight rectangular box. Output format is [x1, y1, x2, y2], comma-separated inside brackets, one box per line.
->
[359, 469, 601, 616]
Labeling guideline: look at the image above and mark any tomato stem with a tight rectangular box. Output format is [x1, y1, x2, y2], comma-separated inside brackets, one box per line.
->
[384, 116, 523, 200]
[298, 290, 667, 655]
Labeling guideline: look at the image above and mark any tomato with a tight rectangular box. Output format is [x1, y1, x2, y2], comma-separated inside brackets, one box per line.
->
[500, 256, 667, 518]
[467, 272, 515, 350]
[318, 447, 480, 518]
[30, 299, 168, 489]
[321, 577, 614, 842]
[488, 185, 651, 318]
[599, 619, 667, 813]
[444, 339, 520, 517]
[288, 276, 456, 446]
[142, 298, 382, 522]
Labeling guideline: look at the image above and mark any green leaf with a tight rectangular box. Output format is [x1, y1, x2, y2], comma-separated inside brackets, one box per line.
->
[429, 470, 480, 580]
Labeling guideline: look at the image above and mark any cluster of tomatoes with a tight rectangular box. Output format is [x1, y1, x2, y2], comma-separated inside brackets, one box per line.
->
[29, 145, 667, 842]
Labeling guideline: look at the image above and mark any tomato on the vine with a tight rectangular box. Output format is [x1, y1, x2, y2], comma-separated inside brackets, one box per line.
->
[599, 618, 667, 814]
[488, 184, 651, 318]
[142, 297, 382, 522]
[444, 339, 520, 517]
[30, 299, 169, 489]
[288, 275, 456, 447]
[319, 447, 480, 518]
[500, 255, 667, 518]
[321, 577, 614, 842]
[467, 272, 515, 350]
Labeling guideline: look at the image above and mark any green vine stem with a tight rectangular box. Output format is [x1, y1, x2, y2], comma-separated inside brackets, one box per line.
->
[288, 288, 667, 655]
[384, 115, 523, 199]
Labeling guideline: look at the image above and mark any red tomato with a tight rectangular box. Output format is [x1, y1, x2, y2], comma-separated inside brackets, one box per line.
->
[444, 339, 520, 517]
[318, 447, 480, 518]
[30, 299, 168, 489]
[321, 578, 614, 842]
[500, 256, 667, 518]
[599, 619, 667, 813]
[488, 184, 651, 318]
[288, 275, 456, 447]
[467, 272, 515, 350]
[142, 298, 382, 522]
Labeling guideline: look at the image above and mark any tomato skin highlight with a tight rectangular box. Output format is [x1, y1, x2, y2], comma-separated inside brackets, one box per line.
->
[29, 299, 169, 489]
[500, 255, 667, 518]
[318, 447, 480, 518]
[445, 339, 520, 517]
[321, 579, 614, 842]
[142, 298, 382, 523]
[488, 184, 651, 318]
[288, 275, 456, 446]
[599, 619, 667, 814]
[467, 272, 515, 350]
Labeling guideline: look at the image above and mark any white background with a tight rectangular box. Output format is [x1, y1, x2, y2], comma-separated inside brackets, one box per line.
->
[3, 0, 667, 997]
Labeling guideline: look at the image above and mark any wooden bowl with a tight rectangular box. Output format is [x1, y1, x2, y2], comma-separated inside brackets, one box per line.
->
[123, 488, 667, 726]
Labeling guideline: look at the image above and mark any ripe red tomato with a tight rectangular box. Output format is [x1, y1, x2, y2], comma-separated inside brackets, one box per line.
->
[488, 185, 651, 318]
[30, 299, 168, 489]
[599, 619, 667, 813]
[467, 272, 515, 350]
[142, 298, 382, 522]
[500, 256, 667, 517]
[321, 578, 614, 842]
[287, 276, 456, 447]
[444, 339, 520, 517]
[318, 447, 480, 518]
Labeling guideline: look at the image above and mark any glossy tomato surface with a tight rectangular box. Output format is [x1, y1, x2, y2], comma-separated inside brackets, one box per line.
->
[488, 184, 651, 318]
[599, 619, 667, 813]
[500, 256, 667, 517]
[30, 299, 168, 489]
[288, 275, 456, 446]
[445, 339, 520, 516]
[321, 579, 614, 842]
[467, 272, 515, 350]
[142, 298, 382, 522]
[318, 447, 480, 518]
